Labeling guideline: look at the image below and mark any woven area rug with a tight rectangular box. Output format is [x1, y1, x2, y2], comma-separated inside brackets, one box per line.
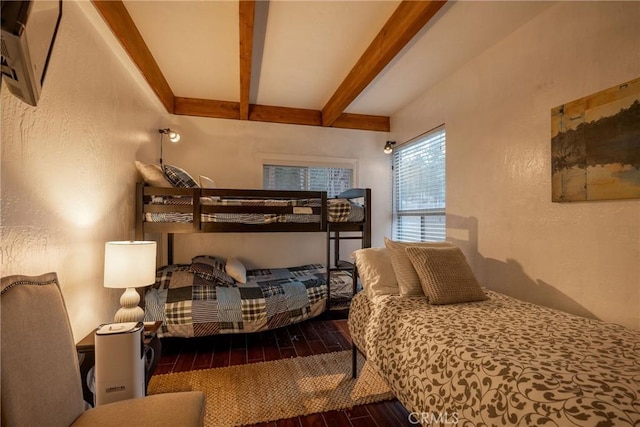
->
[148, 350, 393, 427]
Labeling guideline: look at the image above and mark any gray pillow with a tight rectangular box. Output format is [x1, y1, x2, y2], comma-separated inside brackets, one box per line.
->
[405, 246, 487, 305]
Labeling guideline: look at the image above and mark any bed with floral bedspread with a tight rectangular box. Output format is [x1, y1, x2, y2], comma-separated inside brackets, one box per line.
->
[145, 258, 327, 338]
[348, 290, 640, 426]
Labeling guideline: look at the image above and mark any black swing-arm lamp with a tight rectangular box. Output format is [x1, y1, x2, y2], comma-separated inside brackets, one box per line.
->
[158, 128, 181, 166]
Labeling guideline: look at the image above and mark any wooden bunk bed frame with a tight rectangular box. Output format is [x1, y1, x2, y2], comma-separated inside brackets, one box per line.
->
[136, 182, 328, 264]
[135, 183, 371, 311]
[326, 188, 371, 312]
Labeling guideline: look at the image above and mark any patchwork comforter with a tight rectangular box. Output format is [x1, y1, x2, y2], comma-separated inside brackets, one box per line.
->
[145, 264, 327, 338]
[348, 290, 640, 426]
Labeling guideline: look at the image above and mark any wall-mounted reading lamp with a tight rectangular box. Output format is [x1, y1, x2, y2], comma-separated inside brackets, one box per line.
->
[158, 128, 181, 166]
[383, 140, 396, 154]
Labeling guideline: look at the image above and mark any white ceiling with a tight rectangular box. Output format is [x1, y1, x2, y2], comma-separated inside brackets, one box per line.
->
[122, 1, 554, 118]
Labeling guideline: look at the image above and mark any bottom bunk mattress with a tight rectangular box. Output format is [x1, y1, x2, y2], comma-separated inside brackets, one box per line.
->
[145, 263, 327, 338]
[348, 290, 640, 426]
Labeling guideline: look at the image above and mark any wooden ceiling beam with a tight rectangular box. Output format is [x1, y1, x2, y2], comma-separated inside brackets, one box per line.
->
[332, 113, 390, 132]
[92, 0, 175, 113]
[92, 1, 391, 132]
[239, 1, 256, 120]
[321, 0, 447, 127]
[174, 97, 240, 120]
[174, 98, 389, 132]
[249, 104, 321, 127]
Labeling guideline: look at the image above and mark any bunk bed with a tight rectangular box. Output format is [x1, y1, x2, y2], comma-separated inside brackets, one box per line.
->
[135, 183, 329, 263]
[135, 182, 371, 337]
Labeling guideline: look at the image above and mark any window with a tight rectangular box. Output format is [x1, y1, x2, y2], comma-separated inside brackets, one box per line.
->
[392, 126, 446, 242]
[263, 165, 354, 198]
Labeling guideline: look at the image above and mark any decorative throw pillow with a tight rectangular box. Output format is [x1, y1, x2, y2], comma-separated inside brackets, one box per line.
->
[352, 247, 399, 299]
[225, 257, 247, 284]
[163, 164, 199, 188]
[405, 246, 487, 305]
[199, 175, 220, 202]
[384, 237, 453, 296]
[189, 255, 234, 285]
[199, 175, 216, 188]
[135, 161, 172, 187]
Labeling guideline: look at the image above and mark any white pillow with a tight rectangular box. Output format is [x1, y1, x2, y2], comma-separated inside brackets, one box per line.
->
[135, 161, 172, 187]
[199, 175, 216, 188]
[225, 257, 246, 284]
[384, 237, 454, 296]
[352, 247, 399, 299]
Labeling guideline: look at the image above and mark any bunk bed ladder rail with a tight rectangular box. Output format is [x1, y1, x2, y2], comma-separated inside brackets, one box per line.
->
[325, 188, 371, 312]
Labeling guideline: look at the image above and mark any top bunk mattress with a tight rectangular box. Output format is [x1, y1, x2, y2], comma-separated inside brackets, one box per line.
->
[145, 196, 365, 224]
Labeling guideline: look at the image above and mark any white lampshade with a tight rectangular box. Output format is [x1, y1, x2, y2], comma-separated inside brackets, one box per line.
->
[104, 241, 157, 289]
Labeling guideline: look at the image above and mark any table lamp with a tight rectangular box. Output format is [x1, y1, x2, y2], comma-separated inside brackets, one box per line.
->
[104, 241, 157, 323]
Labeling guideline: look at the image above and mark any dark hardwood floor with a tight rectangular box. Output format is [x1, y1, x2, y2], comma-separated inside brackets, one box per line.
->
[155, 316, 413, 427]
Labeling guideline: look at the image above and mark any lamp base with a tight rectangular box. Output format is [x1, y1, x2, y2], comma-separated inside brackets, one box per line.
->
[114, 287, 145, 323]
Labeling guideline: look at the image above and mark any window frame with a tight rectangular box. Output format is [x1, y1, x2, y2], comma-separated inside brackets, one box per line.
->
[257, 153, 358, 197]
[392, 126, 446, 242]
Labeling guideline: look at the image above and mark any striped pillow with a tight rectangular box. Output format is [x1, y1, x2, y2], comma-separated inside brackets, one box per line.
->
[163, 164, 199, 188]
[189, 255, 235, 285]
[405, 246, 487, 304]
[384, 237, 453, 296]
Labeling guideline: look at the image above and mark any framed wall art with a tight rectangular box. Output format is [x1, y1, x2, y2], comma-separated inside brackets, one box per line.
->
[551, 77, 640, 202]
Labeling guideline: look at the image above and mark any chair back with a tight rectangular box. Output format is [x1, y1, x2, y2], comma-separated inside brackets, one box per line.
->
[1, 273, 85, 426]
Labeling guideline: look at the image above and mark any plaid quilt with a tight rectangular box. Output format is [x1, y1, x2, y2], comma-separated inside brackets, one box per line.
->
[144, 264, 328, 338]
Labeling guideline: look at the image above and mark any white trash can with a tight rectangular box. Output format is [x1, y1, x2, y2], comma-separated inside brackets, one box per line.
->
[94, 322, 145, 406]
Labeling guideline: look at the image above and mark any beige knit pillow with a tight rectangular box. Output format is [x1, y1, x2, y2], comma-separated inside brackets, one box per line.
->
[405, 246, 487, 305]
[384, 238, 453, 296]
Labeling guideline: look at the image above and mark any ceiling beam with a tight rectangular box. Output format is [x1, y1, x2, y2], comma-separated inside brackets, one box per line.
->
[174, 97, 240, 120]
[239, 1, 256, 120]
[249, 104, 321, 127]
[92, 0, 175, 113]
[92, 1, 391, 132]
[332, 113, 390, 132]
[321, 0, 447, 127]
[174, 98, 389, 132]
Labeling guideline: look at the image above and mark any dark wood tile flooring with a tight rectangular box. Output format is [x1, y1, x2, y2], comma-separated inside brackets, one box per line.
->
[155, 317, 413, 426]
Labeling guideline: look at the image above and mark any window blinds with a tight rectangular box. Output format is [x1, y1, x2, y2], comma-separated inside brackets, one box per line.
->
[392, 127, 446, 242]
[263, 165, 353, 198]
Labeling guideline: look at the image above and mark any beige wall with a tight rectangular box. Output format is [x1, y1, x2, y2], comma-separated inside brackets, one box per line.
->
[391, 1, 640, 329]
[160, 115, 391, 269]
[3, 0, 637, 343]
[1, 2, 166, 341]
[0, 2, 392, 341]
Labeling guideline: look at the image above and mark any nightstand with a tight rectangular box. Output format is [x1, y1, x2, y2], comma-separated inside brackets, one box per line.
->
[76, 321, 162, 405]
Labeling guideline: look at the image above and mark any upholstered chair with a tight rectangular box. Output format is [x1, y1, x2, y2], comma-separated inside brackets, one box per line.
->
[1, 273, 205, 427]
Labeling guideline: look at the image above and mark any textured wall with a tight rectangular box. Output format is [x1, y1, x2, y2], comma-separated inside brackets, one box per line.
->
[1, 2, 165, 341]
[392, 2, 640, 329]
[162, 115, 391, 269]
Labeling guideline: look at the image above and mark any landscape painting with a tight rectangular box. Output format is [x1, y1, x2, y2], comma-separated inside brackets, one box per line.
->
[551, 77, 640, 202]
